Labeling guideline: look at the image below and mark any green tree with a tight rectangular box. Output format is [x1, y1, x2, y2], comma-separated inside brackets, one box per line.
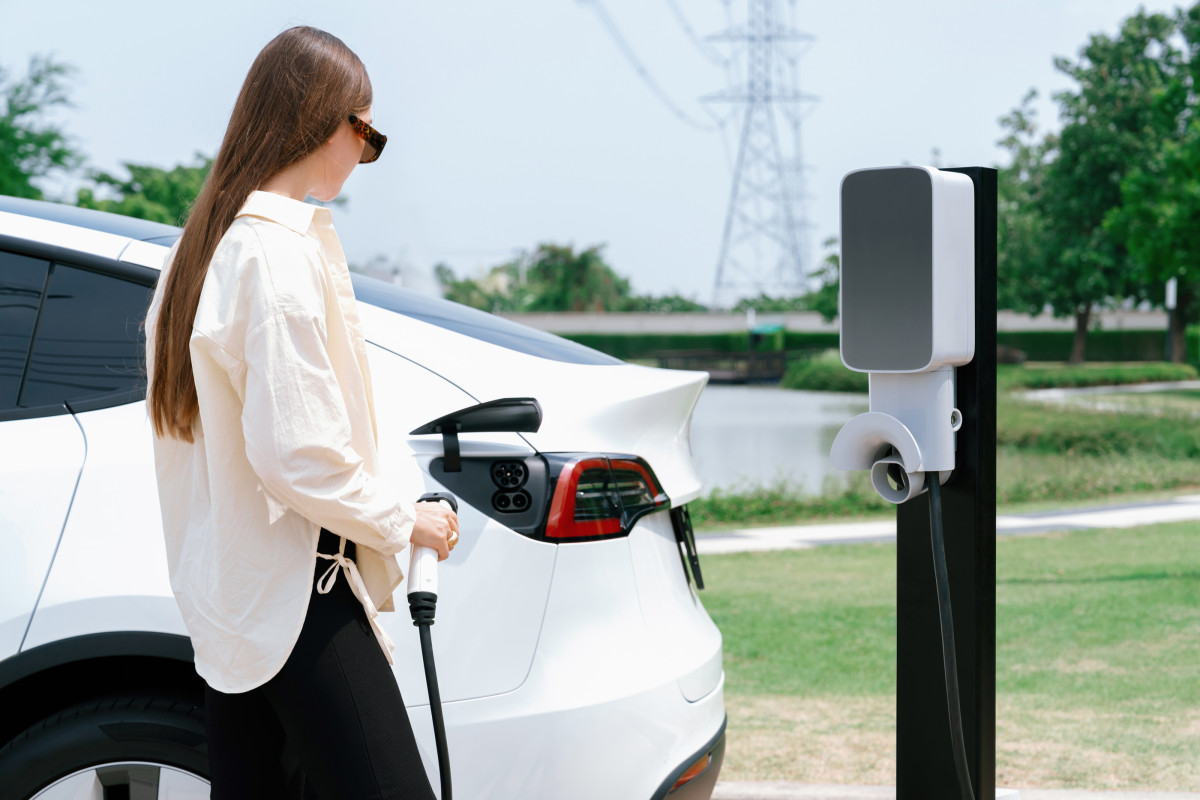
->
[996, 90, 1057, 315]
[76, 155, 212, 225]
[524, 243, 631, 312]
[436, 262, 516, 311]
[1038, 9, 1186, 363]
[1106, 4, 1200, 363]
[437, 243, 640, 313]
[0, 55, 82, 199]
[804, 236, 840, 322]
[437, 243, 715, 314]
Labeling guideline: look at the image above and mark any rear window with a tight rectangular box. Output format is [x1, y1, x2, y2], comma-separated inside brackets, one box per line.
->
[351, 274, 621, 366]
[0, 250, 49, 409]
[19, 263, 152, 410]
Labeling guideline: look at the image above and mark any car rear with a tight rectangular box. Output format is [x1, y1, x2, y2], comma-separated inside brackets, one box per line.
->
[358, 289, 726, 798]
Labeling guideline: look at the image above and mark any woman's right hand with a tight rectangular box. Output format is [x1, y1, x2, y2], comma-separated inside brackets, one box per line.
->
[410, 502, 459, 562]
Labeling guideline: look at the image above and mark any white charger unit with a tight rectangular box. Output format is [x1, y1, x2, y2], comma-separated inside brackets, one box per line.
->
[830, 166, 975, 503]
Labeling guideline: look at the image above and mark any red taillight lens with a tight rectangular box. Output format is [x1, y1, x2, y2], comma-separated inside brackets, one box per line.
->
[547, 458, 622, 539]
[545, 456, 668, 540]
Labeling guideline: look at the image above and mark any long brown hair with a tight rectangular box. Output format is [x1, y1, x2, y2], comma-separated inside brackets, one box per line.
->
[149, 26, 372, 442]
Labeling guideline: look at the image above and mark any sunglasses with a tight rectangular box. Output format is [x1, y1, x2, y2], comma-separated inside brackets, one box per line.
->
[348, 113, 387, 164]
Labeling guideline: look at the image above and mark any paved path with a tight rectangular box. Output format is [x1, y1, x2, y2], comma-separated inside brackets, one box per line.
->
[1021, 379, 1200, 401]
[696, 494, 1200, 555]
[712, 783, 1200, 800]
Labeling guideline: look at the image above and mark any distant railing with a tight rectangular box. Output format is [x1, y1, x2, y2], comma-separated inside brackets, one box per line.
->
[654, 348, 823, 384]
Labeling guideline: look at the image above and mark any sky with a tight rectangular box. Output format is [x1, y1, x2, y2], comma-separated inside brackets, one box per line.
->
[1, 0, 1189, 302]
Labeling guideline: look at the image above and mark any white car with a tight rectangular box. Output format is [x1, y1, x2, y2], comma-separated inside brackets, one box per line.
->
[0, 196, 725, 799]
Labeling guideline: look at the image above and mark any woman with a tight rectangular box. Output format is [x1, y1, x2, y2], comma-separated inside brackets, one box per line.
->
[144, 26, 455, 799]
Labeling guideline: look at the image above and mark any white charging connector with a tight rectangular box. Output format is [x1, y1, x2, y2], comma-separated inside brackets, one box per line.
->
[407, 526, 442, 598]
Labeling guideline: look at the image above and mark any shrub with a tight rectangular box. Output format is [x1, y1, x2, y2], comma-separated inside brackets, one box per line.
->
[689, 479, 889, 528]
[779, 350, 869, 393]
[997, 329, 1168, 362]
[999, 362, 1197, 390]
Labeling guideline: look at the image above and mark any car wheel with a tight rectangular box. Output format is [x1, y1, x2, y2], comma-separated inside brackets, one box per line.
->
[0, 694, 210, 799]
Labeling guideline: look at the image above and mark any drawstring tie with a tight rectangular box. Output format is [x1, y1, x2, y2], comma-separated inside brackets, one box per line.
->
[316, 536, 397, 663]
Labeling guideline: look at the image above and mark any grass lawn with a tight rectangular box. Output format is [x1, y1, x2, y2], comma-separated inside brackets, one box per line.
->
[703, 522, 1200, 791]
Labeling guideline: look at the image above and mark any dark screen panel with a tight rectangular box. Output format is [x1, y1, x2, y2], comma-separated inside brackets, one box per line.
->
[19, 264, 153, 408]
[0, 250, 50, 410]
[840, 168, 934, 371]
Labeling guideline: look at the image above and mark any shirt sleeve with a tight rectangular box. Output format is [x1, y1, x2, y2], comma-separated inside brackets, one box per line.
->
[239, 308, 417, 556]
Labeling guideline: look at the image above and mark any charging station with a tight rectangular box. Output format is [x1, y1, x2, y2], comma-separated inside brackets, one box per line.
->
[831, 166, 1013, 799]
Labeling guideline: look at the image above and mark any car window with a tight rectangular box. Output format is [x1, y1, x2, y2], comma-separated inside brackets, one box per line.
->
[0, 250, 50, 411]
[350, 274, 621, 366]
[18, 264, 153, 410]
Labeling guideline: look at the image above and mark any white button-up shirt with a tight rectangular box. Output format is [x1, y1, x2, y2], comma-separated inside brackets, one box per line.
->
[146, 190, 417, 693]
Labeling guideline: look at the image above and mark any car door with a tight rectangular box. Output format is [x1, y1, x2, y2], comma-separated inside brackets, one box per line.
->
[0, 249, 86, 660]
[17, 258, 179, 650]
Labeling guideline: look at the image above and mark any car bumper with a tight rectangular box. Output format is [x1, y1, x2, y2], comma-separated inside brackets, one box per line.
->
[415, 670, 726, 799]
[655, 714, 727, 799]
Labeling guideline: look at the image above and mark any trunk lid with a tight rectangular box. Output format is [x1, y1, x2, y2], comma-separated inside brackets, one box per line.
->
[357, 302, 709, 504]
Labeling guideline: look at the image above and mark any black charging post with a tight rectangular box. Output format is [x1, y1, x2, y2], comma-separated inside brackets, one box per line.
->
[894, 167, 998, 799]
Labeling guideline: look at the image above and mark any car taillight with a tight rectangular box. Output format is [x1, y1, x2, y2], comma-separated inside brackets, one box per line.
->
[545, 456, 669, 541]
[426, 452, 670, 542]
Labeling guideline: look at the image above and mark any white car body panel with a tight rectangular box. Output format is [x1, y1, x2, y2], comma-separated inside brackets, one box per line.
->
[22, 402, 184, 649]
[387, 508, 558, 705]
[414, 517, 726, 798]
[426, 676, 726, 800]
[0, 212, 130, 261]
[628, 511, 724, 702]
[0, 415, 84, 659]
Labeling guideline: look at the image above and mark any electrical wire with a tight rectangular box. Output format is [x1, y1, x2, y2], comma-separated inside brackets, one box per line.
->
[663, 0, 727, 65]
[580, 0, 717, 131]
[927, 478, 977, 800]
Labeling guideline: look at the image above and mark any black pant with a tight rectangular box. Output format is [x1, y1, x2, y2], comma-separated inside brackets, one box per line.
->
[204, 530, 436, 800]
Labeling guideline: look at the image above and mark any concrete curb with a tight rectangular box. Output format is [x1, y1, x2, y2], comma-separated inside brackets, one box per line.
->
[696, 494, 1200, 555]
[712, 783, 1200, 800]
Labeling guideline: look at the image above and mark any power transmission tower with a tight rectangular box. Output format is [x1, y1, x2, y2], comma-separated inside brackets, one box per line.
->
[703, 0, 816, 307]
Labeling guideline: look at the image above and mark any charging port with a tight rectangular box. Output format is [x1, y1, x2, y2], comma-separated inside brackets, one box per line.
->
[493, 490, 532, 513]
[492, 461, 528, 488]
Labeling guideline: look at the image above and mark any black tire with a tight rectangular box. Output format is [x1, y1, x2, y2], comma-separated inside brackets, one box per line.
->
[0, 693, 209, 799]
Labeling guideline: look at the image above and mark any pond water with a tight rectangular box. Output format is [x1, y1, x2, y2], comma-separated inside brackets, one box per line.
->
[688, 385, 868, 496]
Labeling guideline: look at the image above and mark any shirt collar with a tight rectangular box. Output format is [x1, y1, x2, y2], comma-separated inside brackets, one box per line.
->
[237, 190, 320, 236]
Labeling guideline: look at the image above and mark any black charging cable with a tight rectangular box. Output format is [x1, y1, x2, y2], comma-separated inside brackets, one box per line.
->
[413, 607, 451, 800]
[927, 478, 976, 800]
